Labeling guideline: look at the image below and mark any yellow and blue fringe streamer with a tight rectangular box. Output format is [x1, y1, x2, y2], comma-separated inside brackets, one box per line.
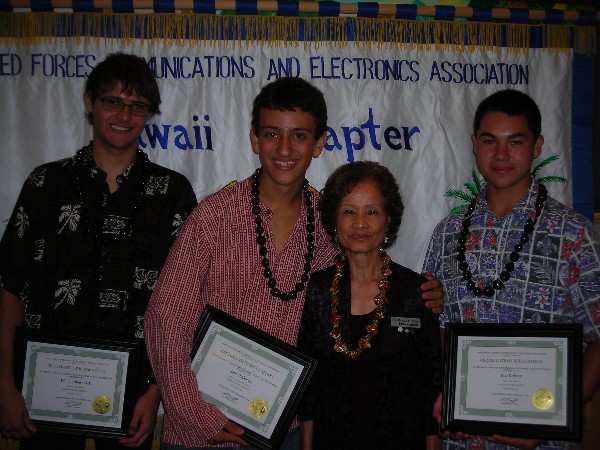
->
[0, 9, 596, 55]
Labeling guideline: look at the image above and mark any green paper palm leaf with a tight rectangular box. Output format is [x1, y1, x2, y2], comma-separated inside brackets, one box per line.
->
[538, 176, 568, 184]
[449, 204, 469, 215]
[531, 155, 560, 177]
[444, 189, 474, 203]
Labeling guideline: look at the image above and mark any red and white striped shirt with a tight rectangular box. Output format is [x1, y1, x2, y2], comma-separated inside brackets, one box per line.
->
[145, 177, 337, 447]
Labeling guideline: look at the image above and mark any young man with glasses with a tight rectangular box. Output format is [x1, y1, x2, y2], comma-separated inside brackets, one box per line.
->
[0, 52, 197, 449]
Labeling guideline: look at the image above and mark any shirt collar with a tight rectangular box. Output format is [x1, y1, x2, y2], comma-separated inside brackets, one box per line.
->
[478, 178, 540, 221]
[80, 141, 141, 186]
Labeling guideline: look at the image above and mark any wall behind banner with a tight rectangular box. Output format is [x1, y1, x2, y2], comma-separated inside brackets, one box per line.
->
[0, 40, 574, 271]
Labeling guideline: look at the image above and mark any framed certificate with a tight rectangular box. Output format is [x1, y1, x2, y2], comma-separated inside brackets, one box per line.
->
[442, 323, 583, 441]
[14, 327, 142, 438]
[191, 305, 317, 450]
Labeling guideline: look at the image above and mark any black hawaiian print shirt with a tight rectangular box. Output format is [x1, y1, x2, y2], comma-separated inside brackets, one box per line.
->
[0, 143, 197, 344]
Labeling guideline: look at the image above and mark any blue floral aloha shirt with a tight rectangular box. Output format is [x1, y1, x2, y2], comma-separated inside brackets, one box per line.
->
[423, 180, 600, 450]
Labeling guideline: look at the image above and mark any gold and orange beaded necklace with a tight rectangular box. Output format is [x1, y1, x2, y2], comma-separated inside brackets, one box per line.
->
[329, 251, 392, 359]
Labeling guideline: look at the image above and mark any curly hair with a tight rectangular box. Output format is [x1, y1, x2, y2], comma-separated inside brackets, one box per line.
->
[319, 161, 404, 250]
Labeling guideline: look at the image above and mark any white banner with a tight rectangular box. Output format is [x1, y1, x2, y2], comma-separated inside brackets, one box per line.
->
[0, 40, 572, 270]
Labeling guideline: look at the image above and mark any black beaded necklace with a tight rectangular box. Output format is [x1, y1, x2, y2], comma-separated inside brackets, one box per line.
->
[74, 145, 148, 243]
[456, 183, 547, 298]
[250, 167, 315, 301]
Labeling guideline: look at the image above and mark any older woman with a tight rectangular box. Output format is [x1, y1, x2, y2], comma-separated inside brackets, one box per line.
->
[297, 161, 441, 449]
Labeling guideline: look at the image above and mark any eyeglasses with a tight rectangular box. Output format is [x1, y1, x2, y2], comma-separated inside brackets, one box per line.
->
[100, 97, 151, 117]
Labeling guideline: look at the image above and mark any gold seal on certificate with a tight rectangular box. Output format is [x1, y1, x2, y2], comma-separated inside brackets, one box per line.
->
[531, 388, 554, 411]
[248, 398, 268, 419]
[92, 395, 112, 414]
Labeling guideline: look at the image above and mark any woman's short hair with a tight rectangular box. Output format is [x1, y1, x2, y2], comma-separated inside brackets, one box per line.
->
[319, 161, 404, 249]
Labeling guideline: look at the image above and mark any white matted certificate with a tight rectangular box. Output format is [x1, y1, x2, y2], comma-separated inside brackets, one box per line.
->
[14, 328, 142, 438]
[191, 305, 317, 450]
[442, 323, 583, 441]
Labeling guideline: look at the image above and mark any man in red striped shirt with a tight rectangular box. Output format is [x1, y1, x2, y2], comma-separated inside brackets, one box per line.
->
[145, 77, 443, 450]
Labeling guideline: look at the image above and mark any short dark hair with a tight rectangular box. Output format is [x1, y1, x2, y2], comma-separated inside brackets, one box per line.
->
[251, 77, 328, 138]
[84, 53, 160, 124]
[319, 161, 404, 250]
[473, 90, 541, 140]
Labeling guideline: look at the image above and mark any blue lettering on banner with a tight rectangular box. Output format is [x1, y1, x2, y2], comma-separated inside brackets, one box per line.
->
[7, 53, 530, 87]
[429, 61, 529, 85]
[0, 54, 22, 75]
[325, 108, 420, 162]
[138, 115, 213, 151]
[267, 57, 301, 79]
[137, 108, 419, 161]
[30, 54, 96, 77]
[144, 56, 256, 79]
[309, 56, 420, 81]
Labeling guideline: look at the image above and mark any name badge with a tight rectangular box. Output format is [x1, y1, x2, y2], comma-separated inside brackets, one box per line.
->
[390, 317, 421, 333]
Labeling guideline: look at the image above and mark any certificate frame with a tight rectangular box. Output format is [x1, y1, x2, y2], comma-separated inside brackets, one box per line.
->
[191, 305, 317, 450]
[442, 323, 583, 441]
[14, 327, 142, 439]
